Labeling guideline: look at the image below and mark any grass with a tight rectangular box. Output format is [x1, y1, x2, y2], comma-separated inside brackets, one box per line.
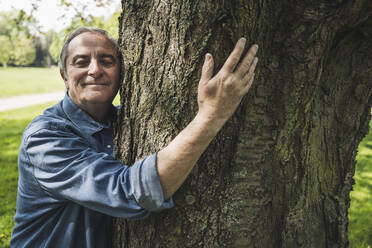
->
[0, 102, 59, 248]
[0, 98, 120, 248]
[349, 118, 372, 248]
[0, 67, 65, 98]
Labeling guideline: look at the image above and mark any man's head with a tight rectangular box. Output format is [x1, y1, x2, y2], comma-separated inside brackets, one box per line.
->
[59, 27, 121, 107]
[59, 27, 120, 79]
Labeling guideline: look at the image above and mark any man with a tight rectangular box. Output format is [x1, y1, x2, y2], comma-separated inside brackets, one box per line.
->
[11, 27, 258, 247]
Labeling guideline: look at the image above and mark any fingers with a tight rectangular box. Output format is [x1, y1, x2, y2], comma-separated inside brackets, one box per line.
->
[235, 44, 259, 78]
[240, 57, 258, 94]
[200, 53, 214, 84]
[242, 56, 258, 82]
[222, 38, 246, 72]
[243, 73, 255, 93]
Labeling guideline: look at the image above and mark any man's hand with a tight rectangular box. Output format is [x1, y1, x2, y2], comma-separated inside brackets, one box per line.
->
[157, 38, 258, 199]
[197, 38, 258, 125]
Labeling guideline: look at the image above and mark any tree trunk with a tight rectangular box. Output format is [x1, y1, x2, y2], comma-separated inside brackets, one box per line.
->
[113, 0, 372, 247]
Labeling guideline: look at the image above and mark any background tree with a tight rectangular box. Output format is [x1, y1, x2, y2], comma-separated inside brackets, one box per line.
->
[0, 1, 119, 67]
[0, 10, 36, 67]
[113, 0, 372, 247]
[48, 10, 120, 64]
[48, 31, 64, 64]
[10, 32, 36, 66]
[0, 35, 12, 67]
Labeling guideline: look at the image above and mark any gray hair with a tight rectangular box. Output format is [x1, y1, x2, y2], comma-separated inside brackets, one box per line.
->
[59, 27, 120, 78]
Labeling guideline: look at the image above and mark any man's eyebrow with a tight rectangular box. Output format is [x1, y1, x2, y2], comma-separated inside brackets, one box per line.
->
[99, 54, 116, 60]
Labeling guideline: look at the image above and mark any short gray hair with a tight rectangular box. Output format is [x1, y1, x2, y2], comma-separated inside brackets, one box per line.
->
[59, 27, 120, 78]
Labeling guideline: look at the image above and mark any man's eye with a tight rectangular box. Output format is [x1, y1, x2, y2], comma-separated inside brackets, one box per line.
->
[74, 60, 89, 66]
[101, 59, 114, 66]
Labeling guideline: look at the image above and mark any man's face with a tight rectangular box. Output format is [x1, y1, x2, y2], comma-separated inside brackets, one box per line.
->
[62, 32, 120, 107]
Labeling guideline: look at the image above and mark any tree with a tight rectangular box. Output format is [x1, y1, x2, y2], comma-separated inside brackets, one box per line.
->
[0, 35, 12, 67]
[48, 10, 120, 64]
[10, 32, 36, 66]
[49, 31, 64, 64]
[102, 11, 120, 39]
[113, 1, 372, 247]
[0, 10, 36, 67]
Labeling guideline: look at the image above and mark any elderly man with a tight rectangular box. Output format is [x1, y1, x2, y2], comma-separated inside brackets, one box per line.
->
[11, 27, 258, 247]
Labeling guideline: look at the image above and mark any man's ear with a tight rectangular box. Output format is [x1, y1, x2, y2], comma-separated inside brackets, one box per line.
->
[60, 69, 69, 90]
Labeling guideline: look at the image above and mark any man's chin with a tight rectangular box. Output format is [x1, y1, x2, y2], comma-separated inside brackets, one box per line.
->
[82, 94, 114, 105]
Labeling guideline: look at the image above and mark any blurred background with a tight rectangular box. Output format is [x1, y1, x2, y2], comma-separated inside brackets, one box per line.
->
[0, 0, 370, 247]
[0, 1, 121, 247]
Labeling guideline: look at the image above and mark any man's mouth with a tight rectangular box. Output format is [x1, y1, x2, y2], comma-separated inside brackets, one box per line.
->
[83, 82, 108, 86]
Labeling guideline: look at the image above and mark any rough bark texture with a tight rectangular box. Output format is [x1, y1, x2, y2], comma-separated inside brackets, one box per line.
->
[113, 0, 372, 247]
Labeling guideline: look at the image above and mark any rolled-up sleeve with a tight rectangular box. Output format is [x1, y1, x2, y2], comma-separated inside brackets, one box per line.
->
[130, 153, 173, 211]
[25, 128, 173, 219]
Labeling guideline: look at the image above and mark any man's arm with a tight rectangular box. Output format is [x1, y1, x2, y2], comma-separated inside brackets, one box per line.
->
[157, 38, 259, 199]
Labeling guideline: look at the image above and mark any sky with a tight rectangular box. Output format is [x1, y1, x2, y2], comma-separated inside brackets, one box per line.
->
[0, 0, 120, 32]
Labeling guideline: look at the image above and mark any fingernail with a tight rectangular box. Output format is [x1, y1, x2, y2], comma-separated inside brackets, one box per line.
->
[240, 37, 246, 44]
[205, 53, 210, 61]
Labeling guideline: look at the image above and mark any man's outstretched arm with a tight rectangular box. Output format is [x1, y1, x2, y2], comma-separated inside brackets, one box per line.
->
[157, 38, 259, 199]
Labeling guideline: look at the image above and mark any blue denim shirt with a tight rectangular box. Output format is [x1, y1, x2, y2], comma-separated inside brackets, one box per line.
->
[11, 94, 173, 248]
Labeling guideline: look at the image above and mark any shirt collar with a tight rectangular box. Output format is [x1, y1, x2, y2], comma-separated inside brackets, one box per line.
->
[62, 93, 117, 135]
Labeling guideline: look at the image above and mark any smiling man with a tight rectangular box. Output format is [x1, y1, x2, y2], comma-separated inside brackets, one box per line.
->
[60, 31, 120, 123]
[11, 27, 258, 247]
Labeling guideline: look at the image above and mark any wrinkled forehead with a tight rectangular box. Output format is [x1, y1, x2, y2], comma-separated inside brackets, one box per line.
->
[67, 32, 118, 59]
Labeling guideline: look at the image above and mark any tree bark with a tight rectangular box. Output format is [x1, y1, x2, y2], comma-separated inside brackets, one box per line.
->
[113, 0, 372, 247]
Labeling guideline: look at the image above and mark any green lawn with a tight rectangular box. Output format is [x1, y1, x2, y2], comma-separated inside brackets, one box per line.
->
[349, 118, 372, 248]
[0, 67, 65, 98]
[0, 102, 59, 247]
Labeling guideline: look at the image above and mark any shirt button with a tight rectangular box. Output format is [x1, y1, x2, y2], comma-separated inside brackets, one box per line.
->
[107, 145, 111, 148]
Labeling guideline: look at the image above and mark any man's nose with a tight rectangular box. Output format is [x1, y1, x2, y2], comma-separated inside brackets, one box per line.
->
[88, 59, 103, 78]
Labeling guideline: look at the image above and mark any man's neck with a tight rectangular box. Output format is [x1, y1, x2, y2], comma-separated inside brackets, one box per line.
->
[82, 103, 112, 124]
[70, 96, 112, 124]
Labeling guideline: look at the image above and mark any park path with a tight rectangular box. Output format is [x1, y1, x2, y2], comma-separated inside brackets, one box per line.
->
[0, 91, 65, 112]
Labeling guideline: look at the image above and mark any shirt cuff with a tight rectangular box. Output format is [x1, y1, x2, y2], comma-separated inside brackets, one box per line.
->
[129, 153, 174, 211]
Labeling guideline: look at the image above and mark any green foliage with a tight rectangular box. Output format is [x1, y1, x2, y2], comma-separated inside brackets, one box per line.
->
[0, 67, 64, 98]
[48, 10, 120, 64]
[0, 36, 12, 68]
[48, 32, 64, 64]
[0, 2, 120, 68]
[0, 10, 30, 37]
[349, 117, 372, 248]
[0, 11, 36, 67]
[102, 11, 120, 39]
[10, 32, 36, 66]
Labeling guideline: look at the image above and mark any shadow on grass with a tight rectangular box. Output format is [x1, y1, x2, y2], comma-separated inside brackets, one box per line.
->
[0, 118, 33, 247]
[0, 119, 30, 247]
[0, 102, 58, 248]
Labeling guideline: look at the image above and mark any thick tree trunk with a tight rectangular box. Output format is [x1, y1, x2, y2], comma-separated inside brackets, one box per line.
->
[113, 0, 372, 247]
